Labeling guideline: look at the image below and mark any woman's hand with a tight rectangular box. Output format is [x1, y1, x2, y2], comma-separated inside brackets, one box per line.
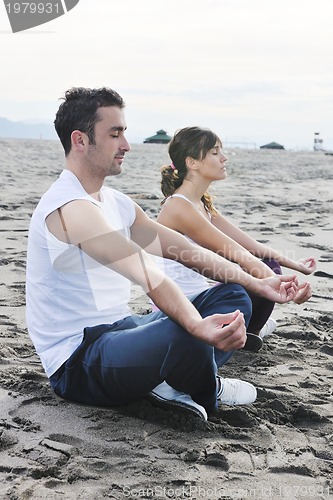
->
[252, 274, 298, 304]
[297, 257, 316, 275]
[293, 282, 312, 304]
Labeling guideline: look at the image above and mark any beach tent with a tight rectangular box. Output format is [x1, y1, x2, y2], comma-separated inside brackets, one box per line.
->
[260, 142, 285, 150]
[144, 129, 171, 144]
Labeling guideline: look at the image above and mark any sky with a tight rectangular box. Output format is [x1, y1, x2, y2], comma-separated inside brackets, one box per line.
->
[0, 0, 332, 149]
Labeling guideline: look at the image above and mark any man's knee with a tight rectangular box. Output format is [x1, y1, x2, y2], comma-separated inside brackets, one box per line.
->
[237, 287, 252, 328]
[212, 283, 252, 324]
[225, 284, 252, 326]
[223, 284, 252, 328]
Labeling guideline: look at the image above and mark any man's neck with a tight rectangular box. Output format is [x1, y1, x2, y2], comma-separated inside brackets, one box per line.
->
[65, 163, 104, 199]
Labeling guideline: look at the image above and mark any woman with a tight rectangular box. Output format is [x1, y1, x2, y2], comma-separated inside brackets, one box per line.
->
[156, 127, 315, 351]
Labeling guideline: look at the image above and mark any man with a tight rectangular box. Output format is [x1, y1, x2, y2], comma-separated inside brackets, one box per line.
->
[26, 87, 298, 421]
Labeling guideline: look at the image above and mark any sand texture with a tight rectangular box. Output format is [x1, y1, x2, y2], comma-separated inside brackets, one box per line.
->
[0, 139, 333, 499]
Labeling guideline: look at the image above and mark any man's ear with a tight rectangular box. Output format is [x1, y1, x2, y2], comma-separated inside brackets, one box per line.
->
[71, 130, 87, 151]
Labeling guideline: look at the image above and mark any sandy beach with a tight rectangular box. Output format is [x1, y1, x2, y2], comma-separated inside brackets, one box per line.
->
[0, 139, 333, 499]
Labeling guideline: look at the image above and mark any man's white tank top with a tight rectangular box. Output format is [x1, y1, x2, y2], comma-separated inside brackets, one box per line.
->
[26, 170, 136, 377]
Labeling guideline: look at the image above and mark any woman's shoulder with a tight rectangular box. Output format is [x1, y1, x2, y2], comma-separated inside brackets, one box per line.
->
[162, 193, 196, 208]
[158, 193, 207, 231]
[161, 194, 198, 214]
[170, 193, 193, 203]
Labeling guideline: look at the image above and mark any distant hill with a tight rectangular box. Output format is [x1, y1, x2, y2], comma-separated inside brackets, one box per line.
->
[0, 117, 57, 140]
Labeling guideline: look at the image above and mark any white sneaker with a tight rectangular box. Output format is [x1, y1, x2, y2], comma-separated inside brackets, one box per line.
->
[259, 318, 277, 339]
[147, 381, 208, 420]
[217, 377, 257, 405]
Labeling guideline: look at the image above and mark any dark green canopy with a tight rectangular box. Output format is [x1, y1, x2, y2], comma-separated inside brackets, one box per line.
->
[144, 129, 171, 144]
[260, 142, 285, 150]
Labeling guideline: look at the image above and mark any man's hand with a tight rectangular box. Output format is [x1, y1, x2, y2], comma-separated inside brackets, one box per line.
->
[190, 310, 246, 352]
[298, 257, 316, 275]
[253, 274, 298, 303]
[293, 282, 312, 304]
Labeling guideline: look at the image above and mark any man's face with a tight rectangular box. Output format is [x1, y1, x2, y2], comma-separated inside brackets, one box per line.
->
[86, 106, 131, 177]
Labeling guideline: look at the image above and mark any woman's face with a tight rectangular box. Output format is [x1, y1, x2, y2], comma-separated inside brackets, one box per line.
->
[196, 143, 228, 181]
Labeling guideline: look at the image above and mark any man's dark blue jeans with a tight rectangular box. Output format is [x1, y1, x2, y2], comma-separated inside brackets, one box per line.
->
[49, 283, 252, 414]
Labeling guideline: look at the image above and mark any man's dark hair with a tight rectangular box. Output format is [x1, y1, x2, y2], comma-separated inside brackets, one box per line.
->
[54, 87, 125, 156]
